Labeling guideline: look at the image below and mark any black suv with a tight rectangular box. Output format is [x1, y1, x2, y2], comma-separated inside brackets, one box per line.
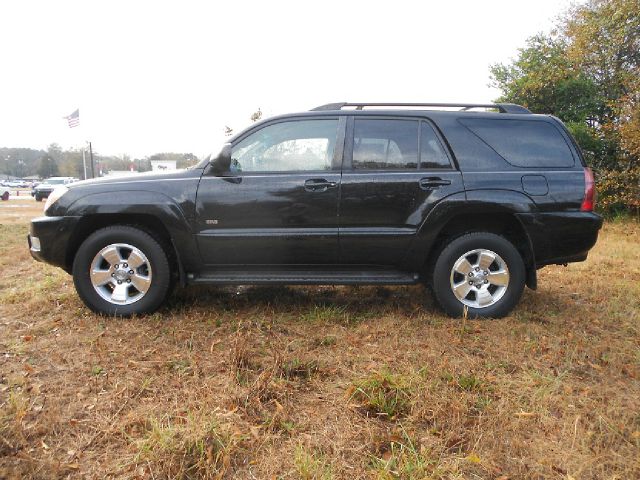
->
[28, 102, 602, 318]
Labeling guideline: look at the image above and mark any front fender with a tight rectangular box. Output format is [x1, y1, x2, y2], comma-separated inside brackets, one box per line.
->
[65, 190, 190, 228]
[60, 190, 201, 274]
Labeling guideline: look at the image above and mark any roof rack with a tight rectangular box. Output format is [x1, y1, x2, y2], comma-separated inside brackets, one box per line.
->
[310, 102, 531, 114]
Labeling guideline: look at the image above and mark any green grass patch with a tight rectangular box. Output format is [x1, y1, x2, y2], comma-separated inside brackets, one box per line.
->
[135, 413, 245, 479]
[294, 445, 333, 480]
[281, 358, 319, 380]
[350, 371, 413, 418]
[369, 427, 444, 479]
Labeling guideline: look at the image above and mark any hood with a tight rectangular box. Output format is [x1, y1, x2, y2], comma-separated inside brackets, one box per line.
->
[67, 167, 204, 189]
[35, 182, 62, 189]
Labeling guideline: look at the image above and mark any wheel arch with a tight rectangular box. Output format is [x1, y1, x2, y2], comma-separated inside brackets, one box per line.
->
[408, 191, 538, 290]
[65, 213, 185, 285]
[427, 212, 535, 287]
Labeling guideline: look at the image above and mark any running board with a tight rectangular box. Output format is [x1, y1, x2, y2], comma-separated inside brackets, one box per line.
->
[188, 270, 419, 286]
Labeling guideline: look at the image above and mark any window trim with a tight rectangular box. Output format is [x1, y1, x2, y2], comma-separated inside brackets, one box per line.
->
[419, 120, 455, 170]
[344, 115, 455, 172]
[228, 116, 346, 175]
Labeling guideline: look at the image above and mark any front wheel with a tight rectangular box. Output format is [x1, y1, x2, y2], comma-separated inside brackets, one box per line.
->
[431, 232, 525, 318]
[72, 226, 171, 316]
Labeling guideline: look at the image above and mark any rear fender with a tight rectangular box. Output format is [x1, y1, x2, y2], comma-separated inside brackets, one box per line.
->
[404, 189, 538, 288]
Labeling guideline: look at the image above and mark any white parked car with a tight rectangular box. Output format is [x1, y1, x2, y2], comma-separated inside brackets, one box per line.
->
[32, 177, 76, 201]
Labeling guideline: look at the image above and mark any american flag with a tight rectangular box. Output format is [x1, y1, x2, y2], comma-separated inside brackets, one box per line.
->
[64, 109, 80, 128]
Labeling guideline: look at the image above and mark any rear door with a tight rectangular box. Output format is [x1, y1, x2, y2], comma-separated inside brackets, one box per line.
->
[339, 116, 464, 266]
[195, 117, 344, 265]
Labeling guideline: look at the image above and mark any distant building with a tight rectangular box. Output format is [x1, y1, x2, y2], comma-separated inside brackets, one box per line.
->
[150, 160, 177, 172]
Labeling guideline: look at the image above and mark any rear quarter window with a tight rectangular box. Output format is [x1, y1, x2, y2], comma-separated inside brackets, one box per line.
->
[458, 118, 575, 168]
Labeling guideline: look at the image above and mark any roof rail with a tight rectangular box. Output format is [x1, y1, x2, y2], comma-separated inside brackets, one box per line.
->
[310, 102, 531, 114]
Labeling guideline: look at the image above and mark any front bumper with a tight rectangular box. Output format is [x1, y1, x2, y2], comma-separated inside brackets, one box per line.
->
[34, 189, 53, 198]
[29, 216, 81, 271]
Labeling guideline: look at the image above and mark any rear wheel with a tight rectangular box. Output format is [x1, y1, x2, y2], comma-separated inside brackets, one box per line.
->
[431, 232, 525, 318]
[72, 226, 171, 316]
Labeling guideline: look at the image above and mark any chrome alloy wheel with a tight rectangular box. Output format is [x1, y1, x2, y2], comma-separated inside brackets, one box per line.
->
[89, 243, 152, 305]
[449, 248, 510, 309]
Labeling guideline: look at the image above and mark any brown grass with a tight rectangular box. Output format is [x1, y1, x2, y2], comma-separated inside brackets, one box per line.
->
[1, 198, 639, 479]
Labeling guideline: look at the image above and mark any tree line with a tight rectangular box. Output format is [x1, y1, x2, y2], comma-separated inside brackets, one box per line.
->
[0, 145, 200, 180]
[490, 0, 639, 213]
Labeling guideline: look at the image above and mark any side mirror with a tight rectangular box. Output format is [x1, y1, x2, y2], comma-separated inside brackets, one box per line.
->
[210, 144, 232, 175]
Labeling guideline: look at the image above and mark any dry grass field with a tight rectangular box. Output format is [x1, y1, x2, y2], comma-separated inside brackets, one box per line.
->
[1, 198, 639, 479]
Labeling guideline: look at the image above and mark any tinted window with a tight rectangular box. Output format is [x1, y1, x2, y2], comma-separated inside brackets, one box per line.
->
[459, 118, 574, 168]
[231, 119, 338, 172]
[353, 119, 418, 169]
[420, 121, 450, 168]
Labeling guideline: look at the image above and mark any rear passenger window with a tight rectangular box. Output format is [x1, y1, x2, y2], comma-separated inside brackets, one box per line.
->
[353, 119, 418, 169]
[459, 118, 575, 168]
[420, 121, 450, 168]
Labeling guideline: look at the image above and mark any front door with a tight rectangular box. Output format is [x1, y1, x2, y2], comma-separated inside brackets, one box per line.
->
[195, 117, 344, 266]
[339, 116, 464, 266]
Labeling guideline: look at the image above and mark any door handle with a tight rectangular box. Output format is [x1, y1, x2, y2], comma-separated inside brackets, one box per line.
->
[419, 177, 451, 190]
[304, 179, 338, 192]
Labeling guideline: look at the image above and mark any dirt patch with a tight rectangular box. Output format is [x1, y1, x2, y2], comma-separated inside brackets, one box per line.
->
[0, 198, 44, 224]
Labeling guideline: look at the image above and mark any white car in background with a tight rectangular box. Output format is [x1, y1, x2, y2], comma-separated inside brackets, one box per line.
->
[32, 177, 76, 202]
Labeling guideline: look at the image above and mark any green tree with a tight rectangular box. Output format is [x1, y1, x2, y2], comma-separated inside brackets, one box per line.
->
[47, 143, 63, 163]
[59, 149, 86, 178]
[491, 35, 601, 123]
[490, 34, 607, 166]
[250, 108, 262, 123]
[1, 148, 45, 177]
[565, 0, 640, 169]
[134, 158, 152, 172]
[36, 154, 59, 178]
[565, 0, 640, 105]
[490, 0, 640, 171]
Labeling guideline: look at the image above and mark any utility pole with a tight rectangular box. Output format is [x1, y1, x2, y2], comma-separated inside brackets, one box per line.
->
[89, 142, 95, 178]
[82, 148, 88, 180]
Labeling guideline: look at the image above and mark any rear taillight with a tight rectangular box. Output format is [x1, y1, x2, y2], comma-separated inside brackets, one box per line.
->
[581, 167, 596, 212]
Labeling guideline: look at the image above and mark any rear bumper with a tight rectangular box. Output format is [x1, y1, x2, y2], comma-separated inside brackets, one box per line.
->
[516, 212, 603, 266]
[29, 216, 81, 271]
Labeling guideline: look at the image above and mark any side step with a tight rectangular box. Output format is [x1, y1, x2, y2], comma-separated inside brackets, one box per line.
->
[188, 269, 419, 286]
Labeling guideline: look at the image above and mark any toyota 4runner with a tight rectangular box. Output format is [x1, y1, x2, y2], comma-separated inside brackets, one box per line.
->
[28, 102, 603, 318]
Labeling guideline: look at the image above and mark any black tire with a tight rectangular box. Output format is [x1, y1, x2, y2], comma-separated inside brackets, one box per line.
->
[35, 195, 42, 202]
[431, 232, 525, 318]
[72, 226, 171, 316]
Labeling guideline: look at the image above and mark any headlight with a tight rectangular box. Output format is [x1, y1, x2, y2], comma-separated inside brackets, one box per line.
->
[44, 186, 69, 213]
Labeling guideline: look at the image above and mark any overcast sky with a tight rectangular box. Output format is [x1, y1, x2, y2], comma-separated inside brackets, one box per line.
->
[0, 0, 575, 158]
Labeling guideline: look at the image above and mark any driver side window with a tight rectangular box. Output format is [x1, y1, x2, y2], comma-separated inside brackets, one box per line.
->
[231, 119, 338, 172]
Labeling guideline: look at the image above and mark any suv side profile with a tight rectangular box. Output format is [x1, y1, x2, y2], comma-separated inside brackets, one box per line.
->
[28, 102, 602, 318]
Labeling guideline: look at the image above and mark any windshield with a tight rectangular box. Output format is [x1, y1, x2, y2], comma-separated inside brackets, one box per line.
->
[46, 179, 66, 185]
